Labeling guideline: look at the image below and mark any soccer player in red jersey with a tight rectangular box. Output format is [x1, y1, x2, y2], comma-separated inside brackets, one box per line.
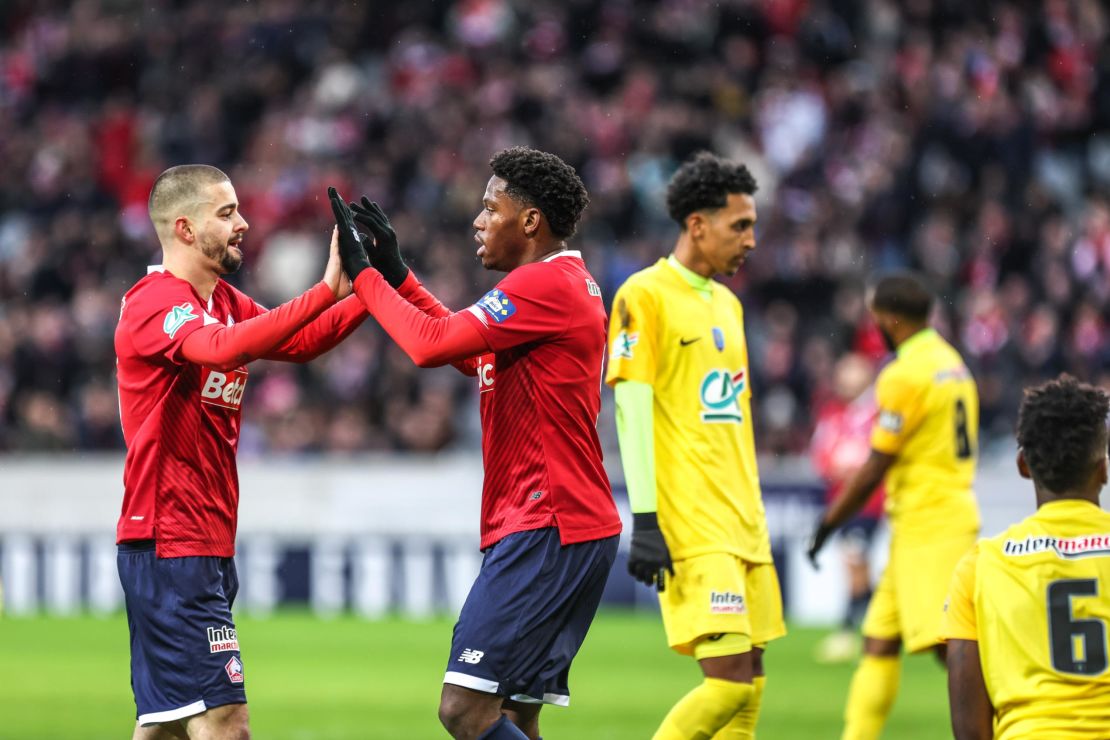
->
[115, 164, 367, 739]
[329, 147, 622, 740]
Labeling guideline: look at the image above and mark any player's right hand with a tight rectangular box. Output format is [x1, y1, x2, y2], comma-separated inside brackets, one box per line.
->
[328, 187, 371, 281]
[807, 519, 835, 570]
[628, 512, 674, 591]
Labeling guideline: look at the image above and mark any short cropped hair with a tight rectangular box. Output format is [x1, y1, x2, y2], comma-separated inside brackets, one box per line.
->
[665, 152, 758, 227]
[870, 273, 933, 322]
[1017, 375, 1110, 494]
[489, 147, 589, 239]
[148, 164, 230, 237]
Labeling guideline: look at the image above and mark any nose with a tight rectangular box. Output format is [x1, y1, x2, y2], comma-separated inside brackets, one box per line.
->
[473, 212, 484, 232]
[236, 213, 249, 233]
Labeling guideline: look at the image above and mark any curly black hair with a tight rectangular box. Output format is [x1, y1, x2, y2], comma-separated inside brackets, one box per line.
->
[489, 147, 589, 239]
[1017, 374, 1110, 494]
[871, 273, 933, 322]
[665, 151, 758, 227]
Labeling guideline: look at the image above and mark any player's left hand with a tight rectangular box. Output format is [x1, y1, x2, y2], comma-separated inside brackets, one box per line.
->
[323, 226, 352, 299]
[807, 518, 835, 570]
[628, 512, 674, 591]
[328, 187, 371, 281]
[350, 197, 409, 288]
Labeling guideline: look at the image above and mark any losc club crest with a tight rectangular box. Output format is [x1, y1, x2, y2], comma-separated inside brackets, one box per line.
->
[699, 368, 746, 423]
[225, 656, 244, 684]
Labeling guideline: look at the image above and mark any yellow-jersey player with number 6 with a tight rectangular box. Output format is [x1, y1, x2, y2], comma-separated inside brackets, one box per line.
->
[807, 273, 980, 740]
[942, 375, 1110, 740]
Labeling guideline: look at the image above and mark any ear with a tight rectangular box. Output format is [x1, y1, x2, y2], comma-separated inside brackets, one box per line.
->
[173, 216, 195, 244]
[684, 211, 706, 239]
[521, 207, 542, 238]
[1016, 448, 1032, 480]
[1098, 453, 1109, 488]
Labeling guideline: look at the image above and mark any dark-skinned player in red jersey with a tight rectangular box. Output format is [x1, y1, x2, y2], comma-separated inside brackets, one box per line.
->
[115, 165, 369, 740]
[328, 147, 622, 740]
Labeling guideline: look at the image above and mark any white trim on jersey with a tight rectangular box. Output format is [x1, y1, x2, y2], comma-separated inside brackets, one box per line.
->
[509, 691, 572, 707]
[443, 671, 499, 694]
[138, 699, 207, 726]
[466, 304, 490, 327]
[542, 249, 582, 262]
[147, 264, 165, 274]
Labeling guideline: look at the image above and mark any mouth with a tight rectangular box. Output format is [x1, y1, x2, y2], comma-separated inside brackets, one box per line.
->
[474, 234, 485, 257]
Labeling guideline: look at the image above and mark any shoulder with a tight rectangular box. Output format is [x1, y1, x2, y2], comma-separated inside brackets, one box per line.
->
[122, 272, 200, 318]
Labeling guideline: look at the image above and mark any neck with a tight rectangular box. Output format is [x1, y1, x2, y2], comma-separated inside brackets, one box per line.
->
[893, 323, 928, 348]
[1035, 487, 1102, 509]
[162, 245, 219, 301]
[672, 233, 713, 278]
[523, 241, 567, 267]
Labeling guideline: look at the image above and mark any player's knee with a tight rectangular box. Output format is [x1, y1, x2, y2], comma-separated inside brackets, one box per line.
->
[438, 692, 479, 737]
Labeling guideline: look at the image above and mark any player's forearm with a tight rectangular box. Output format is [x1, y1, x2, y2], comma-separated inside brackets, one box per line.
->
[264, 295, 368, 362]
[947, 640, 994, 740]
[181, 282, 336, 371]
[615, 380, 657, 513]
[824, 449, 892, 528]
[353, 269, 487, 368]
[397, 271, 480, 376]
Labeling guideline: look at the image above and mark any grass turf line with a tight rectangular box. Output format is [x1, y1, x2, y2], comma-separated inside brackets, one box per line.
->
[0, 610, 948, 739]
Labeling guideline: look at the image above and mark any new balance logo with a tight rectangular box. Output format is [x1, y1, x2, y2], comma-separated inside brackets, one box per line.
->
[457, 649, 485, 664]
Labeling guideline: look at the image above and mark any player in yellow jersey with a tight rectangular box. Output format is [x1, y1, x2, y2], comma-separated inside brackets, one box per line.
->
[942, 375, 1110, 739]
[607, 152, 785, 740]
[807, 273, 980, 740]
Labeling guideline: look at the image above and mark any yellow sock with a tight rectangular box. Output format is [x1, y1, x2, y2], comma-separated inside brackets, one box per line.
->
[653, 677, 755, 740]
[842, 655, 901, 740]
[711, 675, 765, 738]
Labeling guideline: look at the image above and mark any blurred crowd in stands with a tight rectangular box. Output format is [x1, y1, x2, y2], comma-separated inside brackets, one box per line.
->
[1, 0, 1108, 456]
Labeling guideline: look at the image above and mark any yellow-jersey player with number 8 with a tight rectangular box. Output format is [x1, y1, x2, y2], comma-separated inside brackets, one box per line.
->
[808, 273, 980, 740]
[943, 375, 1110, 740]
[607, 152, 785, 740]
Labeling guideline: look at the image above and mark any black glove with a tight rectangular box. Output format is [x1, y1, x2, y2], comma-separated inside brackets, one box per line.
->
[350, 196, 409, 288]
[628, 512, 674, 592]
[807, 518, 835, 570]
[328, 187, 371, 281]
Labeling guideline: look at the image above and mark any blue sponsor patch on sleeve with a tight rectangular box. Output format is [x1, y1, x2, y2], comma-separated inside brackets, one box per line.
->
[475, 288, 516, 324]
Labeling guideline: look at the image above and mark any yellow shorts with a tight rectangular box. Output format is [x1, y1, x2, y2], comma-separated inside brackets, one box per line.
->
[862, 531, 977, 653]
[659, 552, 786, 657]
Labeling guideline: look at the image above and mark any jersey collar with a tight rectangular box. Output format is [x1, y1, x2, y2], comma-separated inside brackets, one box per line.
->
[542, 249, 581, 262]
[896, 327, 937, 358]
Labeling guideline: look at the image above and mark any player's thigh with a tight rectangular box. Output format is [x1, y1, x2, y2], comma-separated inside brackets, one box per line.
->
[502, 699, 542, 737]
[860, 562, 901, 642]
[745, 561, 786, 647]
[660, 553, 755, 656]
[181, 702, 249, 740]
[132, 720, 188, 740]
[897, 533, 977, 653]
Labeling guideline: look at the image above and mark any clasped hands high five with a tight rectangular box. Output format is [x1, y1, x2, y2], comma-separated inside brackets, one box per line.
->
[327, 187, 409, 289]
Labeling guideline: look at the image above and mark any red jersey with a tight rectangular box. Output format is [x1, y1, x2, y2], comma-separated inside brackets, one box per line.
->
[115, 268, 363, 557]
[459, 251, 621, 549]
[810, 392, 885, 518]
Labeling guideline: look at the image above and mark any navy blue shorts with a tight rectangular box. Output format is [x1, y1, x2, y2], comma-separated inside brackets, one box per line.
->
[444, 527, 618, 706]
[117, 541, 246, 726]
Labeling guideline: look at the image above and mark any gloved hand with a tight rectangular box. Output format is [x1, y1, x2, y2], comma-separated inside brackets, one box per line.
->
[328, 187, 371, 281]
[807, 518, 835, 570]
[350, 196, 409, 288]
[628, 512, 674, 592]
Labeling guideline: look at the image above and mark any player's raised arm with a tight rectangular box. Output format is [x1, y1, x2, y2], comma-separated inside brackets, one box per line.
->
[180, 228, 348, 372]
[329, 188, 488, 368]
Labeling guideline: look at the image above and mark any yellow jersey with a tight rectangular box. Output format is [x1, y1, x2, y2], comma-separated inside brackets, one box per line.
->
[606, 258, 770, 563]
[942, 500, 1110, 739]
[870, 328, 980, 541]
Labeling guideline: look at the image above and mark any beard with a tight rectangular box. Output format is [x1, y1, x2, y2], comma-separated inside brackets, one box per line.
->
[201, 236, 243, 274]
[879, 325, 897, 353]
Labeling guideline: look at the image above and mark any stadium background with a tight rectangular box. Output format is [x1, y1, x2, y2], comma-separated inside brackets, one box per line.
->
[1, 0, 1108, 737]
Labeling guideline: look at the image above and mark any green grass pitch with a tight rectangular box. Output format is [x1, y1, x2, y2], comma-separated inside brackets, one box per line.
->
[0, 610, 949, 738]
